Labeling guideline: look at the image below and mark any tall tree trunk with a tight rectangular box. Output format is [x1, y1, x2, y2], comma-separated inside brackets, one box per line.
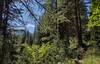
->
[0, 0, 10, 64]
[75, 0, 83, 47]
[75, 0, 83, 64]
[74, 0, 83, 64]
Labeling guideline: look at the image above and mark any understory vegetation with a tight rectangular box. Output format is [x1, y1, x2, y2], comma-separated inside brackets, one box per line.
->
[0, 0, 100, 64]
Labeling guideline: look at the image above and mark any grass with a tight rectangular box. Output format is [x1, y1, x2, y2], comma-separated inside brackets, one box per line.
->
[64, 47, 100, 64]
[83, 47, 100, 64]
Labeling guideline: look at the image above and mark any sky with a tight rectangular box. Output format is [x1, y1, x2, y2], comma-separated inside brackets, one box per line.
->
[9, 0, 90, 33]
[9, 0, 45, 33]
[84, 0, 90, 16]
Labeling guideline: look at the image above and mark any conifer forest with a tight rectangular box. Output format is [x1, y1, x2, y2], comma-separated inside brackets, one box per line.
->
[0, 0, 100, 64]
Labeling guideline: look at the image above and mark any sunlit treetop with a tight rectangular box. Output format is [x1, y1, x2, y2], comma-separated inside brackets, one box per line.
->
[87, 0, 100, 29]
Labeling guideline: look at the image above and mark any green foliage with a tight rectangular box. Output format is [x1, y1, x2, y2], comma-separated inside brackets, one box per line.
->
[86, 0, 100, 48]
[17, 43, 67, 64]
[16, 42, 100, 64]
[1, 0, 100, 64]
[87, 0, 100, 29]
[68, 37, 77, 49]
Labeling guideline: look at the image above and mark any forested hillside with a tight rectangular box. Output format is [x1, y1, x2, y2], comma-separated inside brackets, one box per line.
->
[0, 0, 100, 64]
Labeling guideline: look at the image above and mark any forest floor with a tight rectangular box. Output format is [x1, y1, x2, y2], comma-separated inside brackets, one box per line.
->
[66, 47, 100, 64]
[82, 47, 100, 64]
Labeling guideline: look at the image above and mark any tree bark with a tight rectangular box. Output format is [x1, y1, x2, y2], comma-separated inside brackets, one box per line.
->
[75, 0, 83, 48]
[74, 0, 83, 64]
[0, 0, 10, 64]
